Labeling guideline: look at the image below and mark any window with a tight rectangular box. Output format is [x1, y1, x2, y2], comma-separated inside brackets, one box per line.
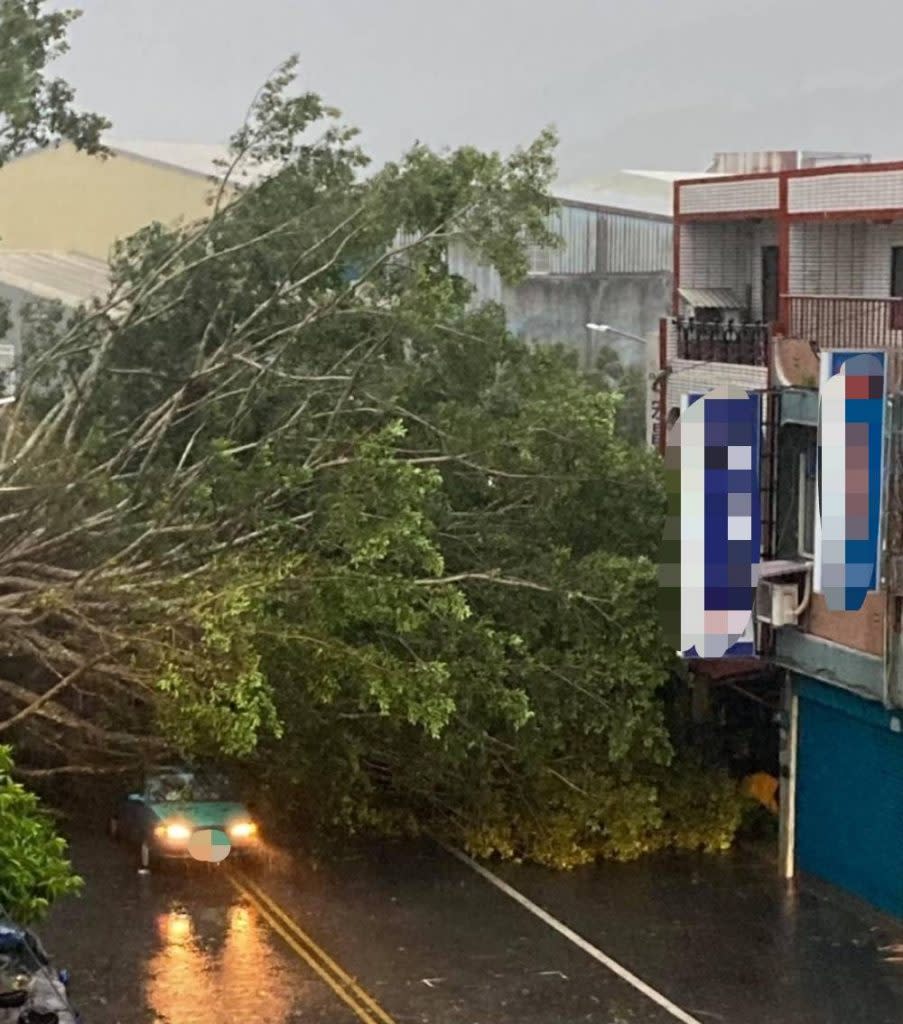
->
[798, 444, 816, 558]
[891, 247, 903, 330]
[146, 770, 228, 803]
[761, 246, 779, 323]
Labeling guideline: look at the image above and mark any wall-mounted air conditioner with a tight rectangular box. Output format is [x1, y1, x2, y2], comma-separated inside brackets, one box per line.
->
[756, 580, 801, 628]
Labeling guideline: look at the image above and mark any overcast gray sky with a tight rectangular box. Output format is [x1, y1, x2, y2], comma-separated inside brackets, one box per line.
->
[57, 0, 903, 180]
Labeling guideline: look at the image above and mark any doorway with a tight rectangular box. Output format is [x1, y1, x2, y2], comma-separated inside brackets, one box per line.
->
[762, 246, 779, 324]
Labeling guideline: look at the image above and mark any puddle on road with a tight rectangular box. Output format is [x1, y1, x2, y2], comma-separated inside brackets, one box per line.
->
[145, 899, 296, 1023]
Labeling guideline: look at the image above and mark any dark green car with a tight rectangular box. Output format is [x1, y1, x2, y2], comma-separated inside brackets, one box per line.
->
[109, 765, 261, 870]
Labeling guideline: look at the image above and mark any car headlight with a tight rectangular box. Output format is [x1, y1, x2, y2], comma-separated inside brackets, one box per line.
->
[155, 822, 192, 842]
[229, 821, 257, 840]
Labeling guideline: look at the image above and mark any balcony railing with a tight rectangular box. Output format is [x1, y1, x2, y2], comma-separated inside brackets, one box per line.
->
[672, 318, 770, 366]
[785, 295, 903, 350]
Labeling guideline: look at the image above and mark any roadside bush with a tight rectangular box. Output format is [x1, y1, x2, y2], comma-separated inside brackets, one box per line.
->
[455, 759, 745, 869]
[0, 746, 82, 923]
[656, 760, 746, 854]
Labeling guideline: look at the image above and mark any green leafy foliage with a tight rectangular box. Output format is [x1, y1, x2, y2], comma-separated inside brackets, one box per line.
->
[0, 1, 109, 165]
[0, 57, 746, 876]
[0, 746, 81, 923]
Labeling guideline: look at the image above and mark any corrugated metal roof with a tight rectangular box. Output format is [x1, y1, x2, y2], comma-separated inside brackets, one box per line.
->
[622, 169, 727, 183]
[678, 287, 743, 309]
[10, 139, 281, 185]
[109, 140, 231, 177]
[554, 174, 671, 217]
[107, 139, 276, 184]
[554, 170, 725, 218]
[0, 251, 110, 306]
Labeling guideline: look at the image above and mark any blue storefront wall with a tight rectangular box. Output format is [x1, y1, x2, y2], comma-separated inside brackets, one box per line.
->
[796, 675, 903, 918]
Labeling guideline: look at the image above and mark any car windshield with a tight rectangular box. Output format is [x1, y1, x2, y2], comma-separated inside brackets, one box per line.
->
[0, 925, 48, 988]
[145, 770, 228, 803]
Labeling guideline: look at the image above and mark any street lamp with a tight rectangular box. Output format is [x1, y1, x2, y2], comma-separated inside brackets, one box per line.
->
[586, 323, 657, 447]
[585, 322, 648, 345]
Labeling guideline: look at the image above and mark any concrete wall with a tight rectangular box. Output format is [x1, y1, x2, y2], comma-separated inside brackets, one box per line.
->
[0, 144, 234, 260]
[493, 271, 671, 370]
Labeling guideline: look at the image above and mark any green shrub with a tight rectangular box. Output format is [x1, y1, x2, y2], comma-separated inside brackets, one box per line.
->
[457, 760, 745, 869]
[0, 746, 82, 923]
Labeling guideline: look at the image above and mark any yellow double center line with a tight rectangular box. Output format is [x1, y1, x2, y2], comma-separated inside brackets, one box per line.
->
[227, 870, 398, 1024]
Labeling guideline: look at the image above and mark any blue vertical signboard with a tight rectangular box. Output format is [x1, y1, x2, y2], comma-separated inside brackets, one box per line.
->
[659, 385, 761, 659]
[815, 351, 886, 612]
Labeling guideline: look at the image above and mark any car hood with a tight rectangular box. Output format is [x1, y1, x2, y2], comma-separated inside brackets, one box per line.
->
[149, 801, 249, 826]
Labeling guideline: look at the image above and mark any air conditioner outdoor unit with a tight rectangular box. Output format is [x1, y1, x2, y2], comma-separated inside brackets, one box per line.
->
[756, 580, 800, 628]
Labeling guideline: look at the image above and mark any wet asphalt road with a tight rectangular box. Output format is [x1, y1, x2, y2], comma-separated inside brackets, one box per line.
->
[39, 827, 903, 1024]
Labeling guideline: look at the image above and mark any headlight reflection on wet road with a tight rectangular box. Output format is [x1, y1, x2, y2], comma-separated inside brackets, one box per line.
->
[146, 900, 295, 1024]
[164, 910, 191, 944]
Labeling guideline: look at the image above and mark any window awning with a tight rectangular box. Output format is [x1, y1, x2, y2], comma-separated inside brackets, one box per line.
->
[757, 559, 812, 579]
[678, 287, 743, 309]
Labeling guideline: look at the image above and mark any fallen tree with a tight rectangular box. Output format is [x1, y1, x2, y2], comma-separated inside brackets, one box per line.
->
[1, 57, 744, 870]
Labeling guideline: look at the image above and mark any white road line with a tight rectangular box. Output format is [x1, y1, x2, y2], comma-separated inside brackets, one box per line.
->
[442, 843, 705, 1024]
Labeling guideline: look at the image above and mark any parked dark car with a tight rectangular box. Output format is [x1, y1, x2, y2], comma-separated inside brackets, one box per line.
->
[109, 764, 261, 870]
[0, 920, 80, 1023]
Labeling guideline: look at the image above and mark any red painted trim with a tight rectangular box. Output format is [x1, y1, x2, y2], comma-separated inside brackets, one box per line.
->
[676, 161, 903, 223]
[786, 159, 903, 180]
[777, 177, 790, 334]
[677, 171, 782, 187]
[676, 207, 903, 226]
[675, 210, 778, 223]
[786, 208, 903, 223]
[676, 160, 903, 192]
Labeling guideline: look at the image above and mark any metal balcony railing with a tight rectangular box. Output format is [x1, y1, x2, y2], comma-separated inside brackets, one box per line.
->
[785, 295, 903, 350]
[672, 318, 771, 366]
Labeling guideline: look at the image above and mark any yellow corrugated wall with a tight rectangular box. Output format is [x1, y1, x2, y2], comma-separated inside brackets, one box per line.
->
[0, 144, 235, 260]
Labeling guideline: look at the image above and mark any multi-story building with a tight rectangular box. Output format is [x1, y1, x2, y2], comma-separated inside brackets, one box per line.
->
[660, 156, 903, 919]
